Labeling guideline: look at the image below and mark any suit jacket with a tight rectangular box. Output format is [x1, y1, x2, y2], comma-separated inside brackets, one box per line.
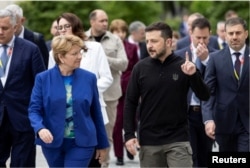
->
[139, 41, 149, 60]
[176, 35, 220, 51]
[209, 35, 220, 50]
[0, 37, 46, 131]
[28, 66, 109, 149]
[24, 28, 49, 68]
[202, 46, 249, 134]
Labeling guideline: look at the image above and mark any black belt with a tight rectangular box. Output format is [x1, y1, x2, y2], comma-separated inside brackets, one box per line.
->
[190, 105, 201, 112]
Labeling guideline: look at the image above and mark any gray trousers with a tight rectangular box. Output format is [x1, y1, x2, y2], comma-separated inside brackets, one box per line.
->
[139, 141, 193, 167]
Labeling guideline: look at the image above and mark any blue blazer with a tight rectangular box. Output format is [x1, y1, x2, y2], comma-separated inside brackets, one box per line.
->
[0, 37, 46, 131]
[202, 46, 249, 134]
[28, 66, 109, 149]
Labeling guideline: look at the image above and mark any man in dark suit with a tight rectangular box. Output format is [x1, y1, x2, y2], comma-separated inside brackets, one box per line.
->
[176, 12, 220, 51]
[5, 4, 49, 68]
[46, 19, 58, 51]
[175, 18, 216, 167]
[202, 17, 249, 152]
[0, 9, 46, 167]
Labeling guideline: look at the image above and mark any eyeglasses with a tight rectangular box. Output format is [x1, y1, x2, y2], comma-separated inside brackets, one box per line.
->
[58, 24, 71, 31]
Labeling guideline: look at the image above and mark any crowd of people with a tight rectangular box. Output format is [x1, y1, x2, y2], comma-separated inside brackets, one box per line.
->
[0, 3, 249, 168]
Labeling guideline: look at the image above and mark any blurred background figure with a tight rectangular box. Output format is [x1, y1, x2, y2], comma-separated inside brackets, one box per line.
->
[176, 12, 204, 50]
[46, 19, 58, 51]
[5, 4, 49, 68]
[128, 21, 149, 60]
[109, 18, 139, 166]
[172, 31, 180, 51]
[179, 13, 189, 38]
[215, 21, 227, 50]
[224, 9, 238, 21]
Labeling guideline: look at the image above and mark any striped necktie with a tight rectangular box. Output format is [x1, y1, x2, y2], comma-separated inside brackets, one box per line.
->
[234, 52, 241, 80]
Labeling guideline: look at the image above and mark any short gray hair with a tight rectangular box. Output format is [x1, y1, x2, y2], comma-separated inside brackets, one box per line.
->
[129, 21, 146, 33]
[0, 9, 17, 26]
[5, 4, 23, 18]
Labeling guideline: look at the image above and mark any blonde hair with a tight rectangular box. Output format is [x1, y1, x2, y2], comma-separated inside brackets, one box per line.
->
[52, 35, 84, 64]
[109, 19, 128, 33]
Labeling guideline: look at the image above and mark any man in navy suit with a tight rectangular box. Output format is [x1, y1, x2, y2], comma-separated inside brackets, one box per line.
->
[176, 12, 220, 51]
[202, 17, 249, 152]
[5, 4, 49, 68]
[0, 9, 46, 167]
[175, 18, 217, 167]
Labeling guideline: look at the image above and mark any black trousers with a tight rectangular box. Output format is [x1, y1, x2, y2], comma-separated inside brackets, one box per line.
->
[0, 110, 36, 168]
[88, 150, 101, 167]
[188, 108, 213, 167]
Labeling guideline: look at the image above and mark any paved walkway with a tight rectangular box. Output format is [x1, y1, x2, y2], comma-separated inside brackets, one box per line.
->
[36, 145, 140, 168]
[7, 143, 218, 167]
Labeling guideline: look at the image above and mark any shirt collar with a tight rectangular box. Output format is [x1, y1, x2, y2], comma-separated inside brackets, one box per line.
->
[1, 36, 15, 48]
[229, 44, 246, 57]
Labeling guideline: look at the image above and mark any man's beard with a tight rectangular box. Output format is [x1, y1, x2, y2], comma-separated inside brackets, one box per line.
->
[152, 47, 167, 60]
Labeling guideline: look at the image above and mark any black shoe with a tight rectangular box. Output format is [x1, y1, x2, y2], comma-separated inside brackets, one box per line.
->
[116, 157, 124, 166]
[126, 149, 134, 160]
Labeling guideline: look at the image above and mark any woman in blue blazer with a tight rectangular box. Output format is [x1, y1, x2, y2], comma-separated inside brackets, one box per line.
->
[28, 34, 109, 167]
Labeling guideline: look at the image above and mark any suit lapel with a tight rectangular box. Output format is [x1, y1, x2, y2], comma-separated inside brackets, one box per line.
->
[223, 48, 239, 84]
[238, 47, 249, 85]
[6, 38, 23, 84]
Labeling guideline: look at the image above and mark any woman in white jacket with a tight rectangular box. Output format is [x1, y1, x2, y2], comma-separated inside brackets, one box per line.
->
[48, 13, 113, 128]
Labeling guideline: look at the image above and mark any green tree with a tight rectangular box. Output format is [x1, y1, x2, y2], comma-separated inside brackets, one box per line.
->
[18, 1, 162, 40]
[18, 1, 249, 40]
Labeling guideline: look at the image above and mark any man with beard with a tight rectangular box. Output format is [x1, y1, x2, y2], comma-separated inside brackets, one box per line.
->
[202, 17, 249, 152]
[124, 21, 210, 167]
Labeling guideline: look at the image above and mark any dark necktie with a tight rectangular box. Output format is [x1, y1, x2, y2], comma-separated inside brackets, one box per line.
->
[234, 52, 241, 80]
[0, 45, 8, 77]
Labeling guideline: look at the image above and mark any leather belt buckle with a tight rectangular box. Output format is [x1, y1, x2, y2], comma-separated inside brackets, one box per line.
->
[192, 106, 201, 112]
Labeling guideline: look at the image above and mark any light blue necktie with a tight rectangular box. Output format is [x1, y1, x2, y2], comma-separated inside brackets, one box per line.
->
[0, 45, 8, 77]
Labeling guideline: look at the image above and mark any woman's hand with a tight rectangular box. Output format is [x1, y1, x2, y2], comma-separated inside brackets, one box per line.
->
[38, 128, 53, 144]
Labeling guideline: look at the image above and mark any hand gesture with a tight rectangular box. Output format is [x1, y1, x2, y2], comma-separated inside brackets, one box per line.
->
[181, 51, 196, 75]
[38, 128, 53, 144]
[196, 43, 209, 61]
[125, 138, 140, 156]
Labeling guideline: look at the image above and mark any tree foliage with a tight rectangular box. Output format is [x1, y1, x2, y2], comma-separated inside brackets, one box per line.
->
[17, 1, 249, 41]
[18, 1, 162, 40]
